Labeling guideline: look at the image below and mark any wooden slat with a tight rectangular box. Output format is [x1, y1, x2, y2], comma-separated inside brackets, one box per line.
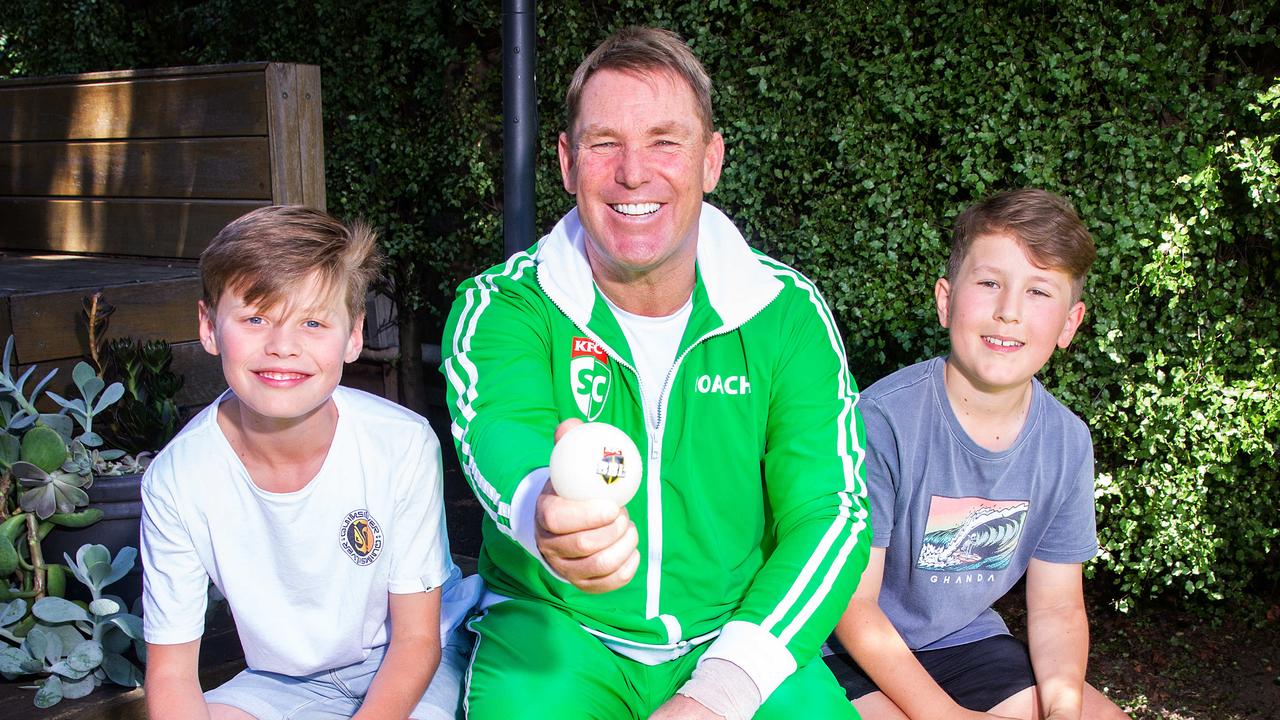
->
[0, 197, 266, 258]
[297, 65, 326, 210]
[0, 73, 269, 142]
[0, 253, 198, 296]
[0, 138, 272, 199]
[0, 63, 271, 89]
[265, 64, 302, 205]
[9, 276, 200, 364]
[264, 63, 325, 208]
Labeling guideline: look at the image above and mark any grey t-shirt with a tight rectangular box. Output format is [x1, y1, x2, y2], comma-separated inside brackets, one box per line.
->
[865, 357, 1098, 651]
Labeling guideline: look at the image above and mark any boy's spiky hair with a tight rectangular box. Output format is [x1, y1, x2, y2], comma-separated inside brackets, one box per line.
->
[949, 189, 1096, 301]
[200, 205, 384, 322]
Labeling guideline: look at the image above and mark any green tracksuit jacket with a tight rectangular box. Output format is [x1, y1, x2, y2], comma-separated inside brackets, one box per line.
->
[442, 202, 870, 699]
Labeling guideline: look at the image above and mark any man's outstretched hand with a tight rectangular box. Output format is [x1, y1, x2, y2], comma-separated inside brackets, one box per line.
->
[535, 419, 641, 593]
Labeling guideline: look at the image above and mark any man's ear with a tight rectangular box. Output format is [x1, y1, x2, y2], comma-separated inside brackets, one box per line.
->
[701, 131, 725, 193]
[558, 132, 578, 195]
[934, 278, 952, 329]
[198, 301, 219, 356]
[345, 312, 365, 364]
[1057, 301, 1087, 349]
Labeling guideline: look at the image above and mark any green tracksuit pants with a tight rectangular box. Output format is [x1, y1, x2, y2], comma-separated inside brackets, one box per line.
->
[463, 599, 859, 719]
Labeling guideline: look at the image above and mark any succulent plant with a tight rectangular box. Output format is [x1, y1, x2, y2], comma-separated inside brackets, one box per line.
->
[0, 545, 144, 707]
[12, 462, 92, 521]
[100, 338, 184, 455]
[1, 334, 131, 662]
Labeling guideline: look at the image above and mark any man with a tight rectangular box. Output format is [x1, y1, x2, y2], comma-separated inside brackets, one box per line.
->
[443, 26, 869, 719]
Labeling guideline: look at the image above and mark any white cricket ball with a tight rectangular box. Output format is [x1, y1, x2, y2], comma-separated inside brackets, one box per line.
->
[549, 422, 643, 506]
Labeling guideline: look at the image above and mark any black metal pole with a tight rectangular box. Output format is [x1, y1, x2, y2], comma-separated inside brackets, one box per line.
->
[502, 0, 537, 260]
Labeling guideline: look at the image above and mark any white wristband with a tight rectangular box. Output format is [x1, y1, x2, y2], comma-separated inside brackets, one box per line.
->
[675, 657, 762, 720]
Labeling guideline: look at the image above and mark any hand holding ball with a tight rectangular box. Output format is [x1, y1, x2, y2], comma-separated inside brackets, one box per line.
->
[549, 422, 643, 507]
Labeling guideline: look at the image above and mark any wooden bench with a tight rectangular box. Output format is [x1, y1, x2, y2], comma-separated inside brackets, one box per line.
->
[0, 62, 324, 407]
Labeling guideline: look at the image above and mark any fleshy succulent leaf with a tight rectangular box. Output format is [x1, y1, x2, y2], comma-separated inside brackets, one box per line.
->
[103, 547, 136, 588]
[106, 614, 143, 641]
[33, 597, 91, 624]
[72, 363, 98, 400]
[99, 652, 142, 687]
[65, 639, 103, 673]
[60, 672, 98, 699]
[89, 598, 120, 617]
[0, 646, 41, 676]
[34, 674, 64, 707]
[20, 426, 69, 472]
[94, 382, 124, 415]
[0, 599, 29, 627]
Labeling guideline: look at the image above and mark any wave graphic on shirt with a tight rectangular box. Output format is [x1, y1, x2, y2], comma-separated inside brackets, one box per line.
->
[916, 496, 1029, 572]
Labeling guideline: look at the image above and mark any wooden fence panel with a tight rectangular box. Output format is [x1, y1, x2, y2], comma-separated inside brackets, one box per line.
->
[0, 72, 269, 142]
[0, 198, 267, 258]
[0, 138, 273, 199]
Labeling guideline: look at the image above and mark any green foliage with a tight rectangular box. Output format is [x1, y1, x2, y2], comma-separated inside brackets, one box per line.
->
[1, 1, 1276, 608]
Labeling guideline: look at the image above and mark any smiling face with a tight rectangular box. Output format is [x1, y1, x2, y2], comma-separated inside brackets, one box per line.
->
[936, 232, 1086, 398]
[558, 68, 724, 288]
[199, 272, 363, 432]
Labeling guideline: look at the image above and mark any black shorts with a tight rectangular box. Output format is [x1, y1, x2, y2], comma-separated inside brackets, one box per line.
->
[823, 634, 1036, 712]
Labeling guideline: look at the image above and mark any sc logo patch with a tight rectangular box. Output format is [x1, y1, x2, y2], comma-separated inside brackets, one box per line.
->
[339, 509, 383, 566]
[570, 337, 611, 421]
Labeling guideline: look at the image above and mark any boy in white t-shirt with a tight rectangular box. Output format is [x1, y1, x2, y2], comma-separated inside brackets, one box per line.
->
[141, 205, 478, 719]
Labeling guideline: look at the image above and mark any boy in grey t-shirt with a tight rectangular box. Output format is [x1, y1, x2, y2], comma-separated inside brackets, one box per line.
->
[826, 190, 1127, 719]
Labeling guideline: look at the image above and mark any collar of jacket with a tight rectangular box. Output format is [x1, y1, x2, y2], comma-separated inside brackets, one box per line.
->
[534, 202, 784, 337]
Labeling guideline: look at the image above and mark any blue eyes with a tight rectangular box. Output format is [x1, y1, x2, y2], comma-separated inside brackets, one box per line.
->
[244, 317, 325, 328]
[976, 282, 1052, 298]
[587, 140, 681, 154]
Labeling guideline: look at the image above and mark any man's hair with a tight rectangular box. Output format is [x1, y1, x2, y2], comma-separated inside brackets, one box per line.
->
[949, 189, 1096, 301]
[200, 205, 383, 323]
[565, 26, 714, 140]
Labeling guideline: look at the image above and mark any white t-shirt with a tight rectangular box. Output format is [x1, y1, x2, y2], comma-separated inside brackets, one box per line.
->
[141, 386, 460, 676]
[604, 292, 692, 428]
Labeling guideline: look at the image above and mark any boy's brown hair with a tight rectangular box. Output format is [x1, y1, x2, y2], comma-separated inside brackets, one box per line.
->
[565, 26, 714, 141]
[949, 189, 1096, 301]
[200, 205, 383, 323]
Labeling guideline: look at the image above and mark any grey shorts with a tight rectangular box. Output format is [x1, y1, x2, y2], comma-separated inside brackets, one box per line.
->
[205, 632, 471, 720]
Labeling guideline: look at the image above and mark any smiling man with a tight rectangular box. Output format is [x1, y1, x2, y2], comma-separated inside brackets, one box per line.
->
[443, 27, 870, 720]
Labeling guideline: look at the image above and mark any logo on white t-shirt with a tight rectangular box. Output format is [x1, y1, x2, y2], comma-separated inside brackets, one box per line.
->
[571, 337, 611, 421]
[339, 509, 383, 566]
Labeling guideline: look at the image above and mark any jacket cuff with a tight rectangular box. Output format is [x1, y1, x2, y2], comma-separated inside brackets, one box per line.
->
[699, 620, 797, 702]
[509, 467, 569, 583]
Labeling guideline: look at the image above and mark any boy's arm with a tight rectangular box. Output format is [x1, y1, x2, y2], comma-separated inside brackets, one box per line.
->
[354, 589, 443, 720]
[144, 639, 211, 720]
[836, 549, 1014, 720]
[1025, 559, 1088, 720]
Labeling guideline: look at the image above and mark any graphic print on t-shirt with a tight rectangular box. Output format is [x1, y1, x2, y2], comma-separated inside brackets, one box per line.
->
[339, 509, 384, 566]
[916, 496, 1028, 572]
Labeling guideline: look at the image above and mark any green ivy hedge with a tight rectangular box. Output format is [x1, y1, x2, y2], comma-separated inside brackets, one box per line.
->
[3, 0, 1276, 609]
